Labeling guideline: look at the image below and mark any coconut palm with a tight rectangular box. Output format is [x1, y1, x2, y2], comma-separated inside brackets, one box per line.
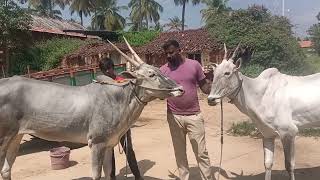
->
[201, 0, 230, 22]
[173, 0, 200, 31]
[69, 0, 92, 26]
[20, 0, 68, 18]
[128, 0, 163, 31]
[164, 16, 186, 31]
[91, 0, 127, 31]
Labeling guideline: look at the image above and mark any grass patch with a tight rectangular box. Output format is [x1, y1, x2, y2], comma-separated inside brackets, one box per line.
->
[228, 121, 260, 137]
[299, 128, 320, 137]
[229, 121, 320, 137]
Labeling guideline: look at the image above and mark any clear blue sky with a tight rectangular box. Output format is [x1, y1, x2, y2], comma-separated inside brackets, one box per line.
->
[59, 0, 320, 37]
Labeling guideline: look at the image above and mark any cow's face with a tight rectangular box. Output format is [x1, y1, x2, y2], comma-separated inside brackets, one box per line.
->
[207, 44, 242, 106]
[121, 64, 184, 99]
[108, 37, 184, 100]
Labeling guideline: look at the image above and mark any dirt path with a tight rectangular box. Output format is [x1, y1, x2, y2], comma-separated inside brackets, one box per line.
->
[11, 100, 320, 180]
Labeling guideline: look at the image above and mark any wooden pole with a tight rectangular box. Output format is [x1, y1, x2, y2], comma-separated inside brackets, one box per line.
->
[1, 65, 5, 78]
[27, 65, 31, 78]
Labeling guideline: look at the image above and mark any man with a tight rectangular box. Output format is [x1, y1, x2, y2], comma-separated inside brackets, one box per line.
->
[160, 40, 213, 180]
[98, 57, 144, 180]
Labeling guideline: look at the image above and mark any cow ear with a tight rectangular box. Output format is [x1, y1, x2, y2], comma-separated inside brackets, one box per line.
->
[120, 71, 137, 79]
[234, 58, 242, 71]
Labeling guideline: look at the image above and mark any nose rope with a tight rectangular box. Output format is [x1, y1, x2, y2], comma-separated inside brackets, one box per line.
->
[217, 100, 224, 180]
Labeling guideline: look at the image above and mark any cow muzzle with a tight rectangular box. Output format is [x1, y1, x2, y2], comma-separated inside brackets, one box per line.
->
[207, 95, 221, 106]
[170, 86, 184, 97]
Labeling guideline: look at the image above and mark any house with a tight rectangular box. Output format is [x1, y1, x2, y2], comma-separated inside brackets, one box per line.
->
[59, 28, 223, 70]
[137, 28, 223, 67]
[30, 15, 99, 41]
[61, 41, 130, 69]
[299, 40, 312, 49]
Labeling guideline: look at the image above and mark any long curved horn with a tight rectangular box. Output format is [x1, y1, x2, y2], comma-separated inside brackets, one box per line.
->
[224, 43, 228, 59]
[107, 39, 140, 67]
[230, 43, 241, 62]
[123, 36, 145, 65]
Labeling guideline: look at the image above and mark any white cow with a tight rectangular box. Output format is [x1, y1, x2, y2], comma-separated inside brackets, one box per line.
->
[207, 44, 320, 180]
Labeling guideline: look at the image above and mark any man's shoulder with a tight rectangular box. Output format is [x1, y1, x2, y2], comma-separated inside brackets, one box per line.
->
[160, 63, 169, 72]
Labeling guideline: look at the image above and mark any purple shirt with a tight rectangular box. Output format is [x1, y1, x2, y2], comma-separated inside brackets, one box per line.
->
[160, 59, 206, 115]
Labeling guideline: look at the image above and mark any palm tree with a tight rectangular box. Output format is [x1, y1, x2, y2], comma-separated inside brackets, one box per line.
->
[69, 0, 92, 26]
[174, 0, 200, 31]
[91, 0, 127, 31]
[128, 0, 163, 31]
[20, 0, 68, 18]
[163, 16, 186, 31]
[201, 0, 230, 21]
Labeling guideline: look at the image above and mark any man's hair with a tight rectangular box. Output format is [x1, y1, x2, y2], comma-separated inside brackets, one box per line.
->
[162, 39, 180, 50]
[99, 57, 114, 73]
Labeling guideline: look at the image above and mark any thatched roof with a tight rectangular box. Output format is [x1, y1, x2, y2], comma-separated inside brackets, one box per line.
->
[138, 28, 219, 55]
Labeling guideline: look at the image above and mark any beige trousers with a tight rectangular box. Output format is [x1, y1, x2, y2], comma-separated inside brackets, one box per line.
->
[167, 112, 213, 180]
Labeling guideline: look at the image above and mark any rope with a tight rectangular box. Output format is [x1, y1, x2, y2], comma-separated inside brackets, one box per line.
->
[117, 133, 129, 179]
[217, 100, 224, 180]
[125, 134, 128, 179]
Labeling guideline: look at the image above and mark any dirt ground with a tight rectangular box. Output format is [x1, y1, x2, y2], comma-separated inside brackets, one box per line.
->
[11, 99, 320, 180]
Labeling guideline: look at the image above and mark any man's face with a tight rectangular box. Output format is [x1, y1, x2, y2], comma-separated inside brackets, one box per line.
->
[165, 45, 181, 63]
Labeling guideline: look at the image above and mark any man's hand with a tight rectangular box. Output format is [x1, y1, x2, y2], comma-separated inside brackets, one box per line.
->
[199, 78, 212, 95]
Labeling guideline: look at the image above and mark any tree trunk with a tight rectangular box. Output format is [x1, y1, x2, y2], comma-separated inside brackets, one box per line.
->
[80, 11, 83, 26]
[4, 46, 9, 76]
[49, 0, 53, 17]
[182, 0, 186, 31]
[139, 0, 142, 31]
[146, 16, 148, 29]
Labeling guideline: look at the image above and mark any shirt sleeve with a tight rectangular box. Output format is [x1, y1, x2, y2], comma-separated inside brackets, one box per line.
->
[160, 65, 166, 74]
[195, 61, 206, 82]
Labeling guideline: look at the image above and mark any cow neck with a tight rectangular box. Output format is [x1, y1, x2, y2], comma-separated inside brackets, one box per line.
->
[130, 82, 148, 105]
[118, 84, 146, 132]
[232, 73, 268, 116]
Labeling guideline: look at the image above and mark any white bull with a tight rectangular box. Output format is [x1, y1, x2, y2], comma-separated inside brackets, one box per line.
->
[207, 44, 320, 180]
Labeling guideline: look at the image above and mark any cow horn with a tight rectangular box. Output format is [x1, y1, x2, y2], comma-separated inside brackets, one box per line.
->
[107, 39, 140, 67]
[123, 36, 144, 65]
[224, 43, 227, 59]
[230, 43, 241, 62]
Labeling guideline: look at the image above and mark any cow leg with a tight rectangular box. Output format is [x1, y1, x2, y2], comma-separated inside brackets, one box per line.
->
[281, 134, 296, 180]
[0, 131, 17, 176]
[263, 137, 275, 180]
[1, 134, 23, 180]
[90, 143, 106, 180]
[103, 148, 112, 180]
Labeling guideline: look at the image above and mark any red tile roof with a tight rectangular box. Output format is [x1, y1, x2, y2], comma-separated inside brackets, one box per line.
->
[137, 28, 219, 54]
[299, 40, 313, 48]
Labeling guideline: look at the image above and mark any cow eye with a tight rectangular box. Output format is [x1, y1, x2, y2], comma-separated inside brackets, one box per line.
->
[224, 72, 231, 76]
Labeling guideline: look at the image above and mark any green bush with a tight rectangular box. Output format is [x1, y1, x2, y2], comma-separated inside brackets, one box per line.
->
[10, 38, 92, 75]
[120, 30, 160, 46]
[205, 5, 309, 77]
[241, 63, 265, 78]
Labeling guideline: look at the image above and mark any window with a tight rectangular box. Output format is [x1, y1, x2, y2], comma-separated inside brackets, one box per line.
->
[187, 53, 202, 65]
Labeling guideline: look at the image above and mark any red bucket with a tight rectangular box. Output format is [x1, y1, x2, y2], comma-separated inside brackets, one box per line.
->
[49, 146, 70, 170]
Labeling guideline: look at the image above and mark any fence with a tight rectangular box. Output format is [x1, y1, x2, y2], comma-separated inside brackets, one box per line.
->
[23, 63, 127, 86]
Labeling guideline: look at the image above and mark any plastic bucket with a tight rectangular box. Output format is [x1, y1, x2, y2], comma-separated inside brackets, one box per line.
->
[49, 146, 70, 170]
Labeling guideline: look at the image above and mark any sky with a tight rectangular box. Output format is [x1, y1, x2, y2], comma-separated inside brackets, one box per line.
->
[59, 0, 320, 37]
